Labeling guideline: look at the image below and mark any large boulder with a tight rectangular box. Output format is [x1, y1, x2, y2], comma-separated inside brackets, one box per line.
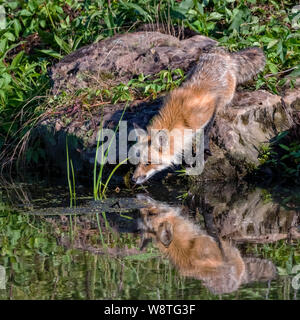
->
[37, 31, 300, 182]
[201, 86, 300, 181]
[50, 31, 216, 94]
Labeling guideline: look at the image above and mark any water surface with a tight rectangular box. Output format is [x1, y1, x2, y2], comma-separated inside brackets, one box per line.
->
[0, 179, 299, 300]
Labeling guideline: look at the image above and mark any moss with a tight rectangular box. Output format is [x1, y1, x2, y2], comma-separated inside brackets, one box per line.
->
[245, 161, 258, 173]
[257, 143, 272, 165]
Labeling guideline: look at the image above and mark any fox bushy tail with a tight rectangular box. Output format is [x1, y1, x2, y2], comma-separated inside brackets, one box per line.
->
[231, 47, 266, 84]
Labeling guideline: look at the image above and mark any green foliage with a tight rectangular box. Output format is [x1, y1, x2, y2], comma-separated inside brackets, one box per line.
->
[258, 143, 274, 165]
[105, 68, 185, 103]
[277, 141, 300, 177]
[245, 240, 300, 277]
[140, 69, 185, 98]
[258, 131, 300, 182]
[54, 68, 185, 108]
[0, 209, 63, 259]
[0, 0, 299, 166]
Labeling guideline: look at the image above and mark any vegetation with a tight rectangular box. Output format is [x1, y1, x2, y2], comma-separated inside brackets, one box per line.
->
[243, 240, 300, 300]
[1, 1, 299, 299]
[258, 130, 300, 183]
[245, 239, 300, 278]
[0, 0, 299, 171]
[66, 137, 76, 207]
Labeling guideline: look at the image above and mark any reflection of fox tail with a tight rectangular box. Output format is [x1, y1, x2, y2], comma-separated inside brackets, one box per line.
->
[231, 47, 266, 84]
[242, 257, 277, 284]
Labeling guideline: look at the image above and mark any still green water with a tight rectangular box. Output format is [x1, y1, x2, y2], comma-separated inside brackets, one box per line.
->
[0, 181, 299, 300]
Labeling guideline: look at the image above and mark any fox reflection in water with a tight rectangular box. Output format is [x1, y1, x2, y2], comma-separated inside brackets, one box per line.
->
[137, 194, 277, 295]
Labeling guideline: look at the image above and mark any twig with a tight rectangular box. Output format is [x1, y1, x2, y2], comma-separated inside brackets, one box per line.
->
[265, 67, 296, 78]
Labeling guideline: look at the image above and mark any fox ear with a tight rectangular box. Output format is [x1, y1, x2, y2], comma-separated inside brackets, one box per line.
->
[157, 221, 173, 247]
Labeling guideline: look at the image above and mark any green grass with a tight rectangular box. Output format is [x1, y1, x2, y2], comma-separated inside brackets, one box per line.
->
[66, 137, 76, 207]
[0, 0, 299, 170]
[93, 102, 129, 201]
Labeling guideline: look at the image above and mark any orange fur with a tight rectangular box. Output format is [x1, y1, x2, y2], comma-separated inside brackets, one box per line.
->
[151, 86, 217, 132]
[132, 46, 265, 184]
[138, 196, 246, 294]
[138, 195, 276, 294]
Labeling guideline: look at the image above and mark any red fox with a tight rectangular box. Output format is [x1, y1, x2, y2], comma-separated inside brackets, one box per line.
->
[132, 46, 265, 184]
[137, 195, 276, 294]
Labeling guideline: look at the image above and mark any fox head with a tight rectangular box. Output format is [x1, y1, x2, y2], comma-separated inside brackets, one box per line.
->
[132, 129, 175, 184]
[132, 162, 169, 185]
[137, 194, 186, 249]
[132, 128, 188, 184]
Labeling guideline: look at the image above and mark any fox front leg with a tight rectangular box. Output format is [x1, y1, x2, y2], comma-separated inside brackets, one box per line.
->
[204, 130, 212, 160]
[203, 111, 215, 160]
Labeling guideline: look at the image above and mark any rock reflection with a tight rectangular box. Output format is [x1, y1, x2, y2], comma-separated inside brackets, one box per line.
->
[185, 183, 300, 243]
[138, 194, 276, 295]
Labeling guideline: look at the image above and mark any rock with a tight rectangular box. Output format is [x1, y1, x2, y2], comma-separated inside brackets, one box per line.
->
[199, 87, 300, 181]
[50, 31, 216, 94]
[185, 182, 300, 243]
[36, 32, 300, 182]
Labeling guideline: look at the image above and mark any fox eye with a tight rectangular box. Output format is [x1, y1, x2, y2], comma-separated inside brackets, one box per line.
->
[144, 163, 150, 167]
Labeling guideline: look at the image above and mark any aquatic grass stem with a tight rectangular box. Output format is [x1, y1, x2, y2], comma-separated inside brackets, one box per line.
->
[96, 212, 106, 248]
[66, 138, 76, 208]
[66, 137, 77, 241]
[93, 102, 129, 200]
[101, 157, 129, 195]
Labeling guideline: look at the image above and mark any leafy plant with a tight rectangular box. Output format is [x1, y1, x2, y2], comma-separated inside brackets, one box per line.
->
[258, 131, 300, 183]
[0, 0, 299, 171]
[245, 240, 300, 277]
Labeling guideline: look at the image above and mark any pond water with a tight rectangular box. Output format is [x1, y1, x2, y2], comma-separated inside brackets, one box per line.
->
[0, 178, 299, 300]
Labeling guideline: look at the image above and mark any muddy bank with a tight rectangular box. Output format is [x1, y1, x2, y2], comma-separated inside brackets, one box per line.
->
[36, 31, 300, 182]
